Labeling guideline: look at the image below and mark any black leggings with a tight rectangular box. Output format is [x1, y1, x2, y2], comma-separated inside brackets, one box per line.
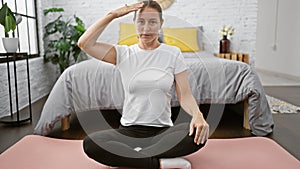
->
[83, 123, 205, 169]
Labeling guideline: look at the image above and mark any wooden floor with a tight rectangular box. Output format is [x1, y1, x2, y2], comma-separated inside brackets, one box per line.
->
[264, 86, 300, 107]
[0, 86, 300, 161]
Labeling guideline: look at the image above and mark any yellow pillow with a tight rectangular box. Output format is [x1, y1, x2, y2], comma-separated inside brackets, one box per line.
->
[162, 28, 200, 52]
[118, 23, 138, 46]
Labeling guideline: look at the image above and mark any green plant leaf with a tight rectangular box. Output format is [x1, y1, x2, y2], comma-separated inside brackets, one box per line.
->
[75, 16, 83, 24]
[4, 15, 16, 32]
[44, 15, 63, 35]
[0, 3, 16, 36]
[75, 24, 85, 33]
[4, 16, 12, 33]
[43, 8, 64, 15]
[74, 16, 86, 33]
[0, 3, 8, 26]
[54, 39, 71, 51]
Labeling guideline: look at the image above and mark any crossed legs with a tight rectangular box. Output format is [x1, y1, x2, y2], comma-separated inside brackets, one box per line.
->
[83, 123, 205, 169]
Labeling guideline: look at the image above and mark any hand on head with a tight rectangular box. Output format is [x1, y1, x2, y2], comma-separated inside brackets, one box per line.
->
[110, 2, 144, 18]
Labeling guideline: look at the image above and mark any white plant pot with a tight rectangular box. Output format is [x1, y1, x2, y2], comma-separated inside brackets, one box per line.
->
[2, 38, 19, 53]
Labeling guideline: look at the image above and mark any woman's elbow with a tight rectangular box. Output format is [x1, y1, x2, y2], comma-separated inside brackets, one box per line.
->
[77, 37, 95, 52]
[77, 39, 85, 49]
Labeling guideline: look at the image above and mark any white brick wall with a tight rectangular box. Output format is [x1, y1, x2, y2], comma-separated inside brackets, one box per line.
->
[165, 0, 258, 63]
[50, 0, 258, 62]
[0, 0, 258, 118]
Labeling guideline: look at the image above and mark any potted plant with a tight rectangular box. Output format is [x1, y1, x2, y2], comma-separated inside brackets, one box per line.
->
[0, 3, 22, 53]
[43, 8, 86, 73]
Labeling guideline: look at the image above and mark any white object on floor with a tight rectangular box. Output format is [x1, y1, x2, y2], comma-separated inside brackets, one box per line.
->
[160, 157, 191, 169]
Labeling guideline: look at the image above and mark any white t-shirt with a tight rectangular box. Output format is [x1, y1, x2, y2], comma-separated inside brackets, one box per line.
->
[115, 43, 187, 127]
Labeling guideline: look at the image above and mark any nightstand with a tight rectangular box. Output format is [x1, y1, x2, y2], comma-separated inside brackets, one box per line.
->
[215, 53, 249, 64]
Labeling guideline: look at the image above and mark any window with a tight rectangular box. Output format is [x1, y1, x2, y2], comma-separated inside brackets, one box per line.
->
[0, 0, 39, 56]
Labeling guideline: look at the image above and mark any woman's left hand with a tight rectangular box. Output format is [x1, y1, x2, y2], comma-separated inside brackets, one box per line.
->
[189, 112, 209, 145]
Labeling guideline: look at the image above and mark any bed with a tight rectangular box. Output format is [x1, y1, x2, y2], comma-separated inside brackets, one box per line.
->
[34, 51, 273, 136]
[34, 21, 274, 136]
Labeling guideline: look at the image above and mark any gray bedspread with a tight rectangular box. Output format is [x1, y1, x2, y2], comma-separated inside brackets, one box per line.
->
[34, 52, 274, 136]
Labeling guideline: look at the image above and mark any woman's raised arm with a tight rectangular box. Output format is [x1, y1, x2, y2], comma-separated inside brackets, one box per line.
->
[77, 2, 144, 64]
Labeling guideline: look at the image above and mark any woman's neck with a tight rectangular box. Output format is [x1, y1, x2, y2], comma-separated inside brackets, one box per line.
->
[138, 40, 160, 50]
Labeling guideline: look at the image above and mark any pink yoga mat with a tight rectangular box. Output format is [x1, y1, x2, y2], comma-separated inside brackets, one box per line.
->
[0, 135, 299, 169]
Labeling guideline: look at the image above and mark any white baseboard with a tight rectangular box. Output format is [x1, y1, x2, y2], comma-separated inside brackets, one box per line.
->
[256, 68, 300, 82]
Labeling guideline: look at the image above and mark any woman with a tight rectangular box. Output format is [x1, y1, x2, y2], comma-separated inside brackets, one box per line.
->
[77, 1, 209, 169]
